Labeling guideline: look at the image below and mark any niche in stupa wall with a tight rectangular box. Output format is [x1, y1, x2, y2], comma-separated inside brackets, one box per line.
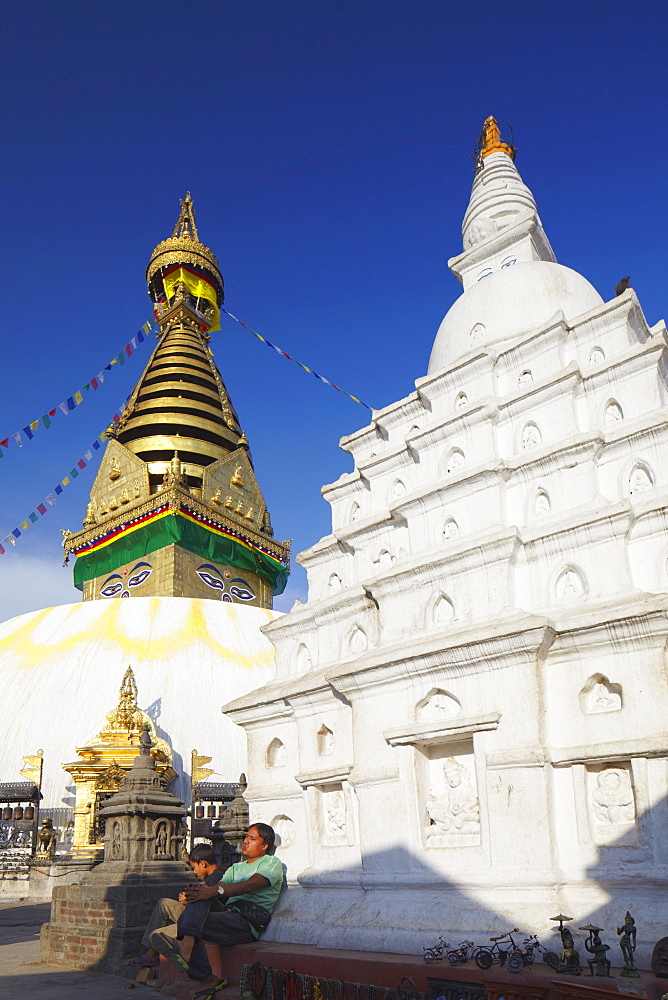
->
[417, 739, 482, 849]
[585, 761, 639, 847]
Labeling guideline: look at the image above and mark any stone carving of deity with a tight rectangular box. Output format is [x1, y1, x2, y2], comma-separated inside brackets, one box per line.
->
[591, 769, 635, 827]
[629, 466, 652, 495]
[443, 518, 460, 541]
[518, 370, 533, 385]
[521, 423, 541, 450]
[590, 348, 605, 366]
[324, 790, 347, 840]
[588, 681, 622, 714]
[111, 821, 122, 859]
[605, 401, 623, 425]
[427, 757, 480, 838]
[469, 323, 485, 345]
[455, 392, 468, 410]
[447, 450, 464, 474]
[557, 569, 585, 600]
[534, 491, 551, 517]
[328, 573, 342, 593]
[155, 821, 169, 856]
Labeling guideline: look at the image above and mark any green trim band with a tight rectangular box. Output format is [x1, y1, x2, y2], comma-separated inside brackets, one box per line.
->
[72, 512, 289, 595]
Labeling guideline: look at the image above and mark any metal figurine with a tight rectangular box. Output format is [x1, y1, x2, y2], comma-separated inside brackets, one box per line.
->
[580, 925, 611, 977]
[618, 911, 640, 978]
[550, 915, 581, 975]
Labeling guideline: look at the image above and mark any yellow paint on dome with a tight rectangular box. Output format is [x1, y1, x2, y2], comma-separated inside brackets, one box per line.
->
[0, 598, 280, 671]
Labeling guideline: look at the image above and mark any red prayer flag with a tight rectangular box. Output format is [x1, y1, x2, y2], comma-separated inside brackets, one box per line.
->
[37, 503, 47, 515]
[77, 458, 86, 470]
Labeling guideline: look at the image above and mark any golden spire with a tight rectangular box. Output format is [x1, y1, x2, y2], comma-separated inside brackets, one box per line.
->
[478, 116, 516, 162]
[171, 191, 199, 242]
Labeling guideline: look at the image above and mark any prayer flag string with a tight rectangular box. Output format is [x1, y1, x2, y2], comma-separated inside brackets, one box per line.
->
[0, 398, 131, 557]
[0, 319, 155, 459]
[220, 308, 374, 411]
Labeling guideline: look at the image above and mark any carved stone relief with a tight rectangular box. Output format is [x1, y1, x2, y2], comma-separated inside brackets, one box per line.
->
[350, 503, 361, 524]
[629, 465, 653, 495]
[425, 749, 481, 846]
[443, 518, 460, 541]
[579, 674, 622, 715]
[328, 573, 342, 593]
[455, 392, 468, 410]
[590, 347, 605, 366]
[390, 480, 406, 500]
[272, 814, 295, 848]
[469, 323, 486, 345]
[586, 764, 638, 846]
[322, 787, 347, 845]
[605, 400, 623, 425]
[266, 738, 287, 768]
[556, 567, 586, 600]
[447, 450, 465, 474]
[417, 689, 461, 721]
[518, 370, 533, 385]
[521, 422, 542, 450]
[534, 490, 551, 517]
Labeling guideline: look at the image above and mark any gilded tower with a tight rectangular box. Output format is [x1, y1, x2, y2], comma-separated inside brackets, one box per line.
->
[64, 194, 289, 607]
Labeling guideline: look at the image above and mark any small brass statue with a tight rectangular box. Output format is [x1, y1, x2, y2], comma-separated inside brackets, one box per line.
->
[581, 924, 611, 976]
[551, 914, 581, 976]
[231, 465, 245, 488]
[618, 911, 640, 977]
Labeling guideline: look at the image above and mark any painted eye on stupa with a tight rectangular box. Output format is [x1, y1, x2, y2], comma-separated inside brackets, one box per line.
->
[127, 562, 153, 587]
[222, 594, 233, 602]
[229, 578, 255, 601]
[196, 563, 225, 590]
[100, 575, 124, 598]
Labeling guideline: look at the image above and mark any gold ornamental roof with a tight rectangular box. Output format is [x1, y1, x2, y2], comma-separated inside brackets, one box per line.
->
[146, 192, 223, 292]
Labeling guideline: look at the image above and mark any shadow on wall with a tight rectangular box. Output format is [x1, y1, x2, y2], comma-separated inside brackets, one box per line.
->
[265, 793, 667, 972]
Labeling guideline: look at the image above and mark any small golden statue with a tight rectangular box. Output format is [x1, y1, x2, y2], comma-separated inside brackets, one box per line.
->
[98, 500, 108, 515]
[109, 495, 119, 510]
[231, 465, 245, 488]
[133, 482, 141, 499]
[235, 500, 244, 514]
[209, 488, 223, 505]
[120, 490, 130, 504]
[224, 495, 234, 509]
[83, 502, 96, 527]
[109, 458, 121, 481]
[244, 506, 254, 522]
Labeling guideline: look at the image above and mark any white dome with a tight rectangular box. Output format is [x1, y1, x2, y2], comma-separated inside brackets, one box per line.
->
[428, 261, 604, 374]
[0, 597, 279, 818]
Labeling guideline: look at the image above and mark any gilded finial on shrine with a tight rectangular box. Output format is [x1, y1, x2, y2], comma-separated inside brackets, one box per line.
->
[237, 432, 249, 449]
[83, 502, 96, 527]
[172, 191, 200, 242]
[479, 116, 516, 162]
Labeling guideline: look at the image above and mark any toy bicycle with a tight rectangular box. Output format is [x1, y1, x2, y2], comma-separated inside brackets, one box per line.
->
[474, 929, 524, 973]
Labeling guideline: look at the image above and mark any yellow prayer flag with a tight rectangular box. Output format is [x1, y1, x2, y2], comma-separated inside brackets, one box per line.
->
[163, 267, 220, 331]
[74, 391, 83, 405]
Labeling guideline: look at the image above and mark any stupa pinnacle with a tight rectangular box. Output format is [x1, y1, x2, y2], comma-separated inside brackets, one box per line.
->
[63, 195, 289, 606]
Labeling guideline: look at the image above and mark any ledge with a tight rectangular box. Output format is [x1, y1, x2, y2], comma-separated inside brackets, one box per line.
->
[294, 764, 353, 787]
[383, 712, 501, 747]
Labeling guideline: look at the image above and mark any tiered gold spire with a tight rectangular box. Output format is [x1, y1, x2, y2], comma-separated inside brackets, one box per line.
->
[62, 195, 290, 606]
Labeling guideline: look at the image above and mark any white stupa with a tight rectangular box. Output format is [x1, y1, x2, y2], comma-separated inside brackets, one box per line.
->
[224, 118, 668, 968]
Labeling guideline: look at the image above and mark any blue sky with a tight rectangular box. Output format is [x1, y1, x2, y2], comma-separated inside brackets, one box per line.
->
[1, 0, 666, 619]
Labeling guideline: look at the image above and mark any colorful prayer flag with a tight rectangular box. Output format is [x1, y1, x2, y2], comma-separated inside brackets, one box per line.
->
[37, 503, 47, 515]
[74, 391, 83, 405]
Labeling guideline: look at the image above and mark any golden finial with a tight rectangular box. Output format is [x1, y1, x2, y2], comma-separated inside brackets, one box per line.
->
[231, 465, 245, 488]
[237, 432, 249, 448]
[478, 116, 516, 162]
[172, 191, 200, 242]
[83, 501, 96, 527]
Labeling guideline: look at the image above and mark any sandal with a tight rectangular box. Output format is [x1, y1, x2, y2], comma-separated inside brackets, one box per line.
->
[194, 979, 229, 999]
[152, 932, 190, 973]
[126, 954, 160, 967]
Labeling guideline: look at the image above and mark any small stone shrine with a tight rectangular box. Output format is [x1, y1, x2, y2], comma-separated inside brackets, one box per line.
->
[41, 726, 190, 975]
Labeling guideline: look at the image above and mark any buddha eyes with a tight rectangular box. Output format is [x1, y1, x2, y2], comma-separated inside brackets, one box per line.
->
[100, 580, 123, 597]
[128, 564, 152, 587]
[195, 565, 255, 601]
[229, 579, 255, 601]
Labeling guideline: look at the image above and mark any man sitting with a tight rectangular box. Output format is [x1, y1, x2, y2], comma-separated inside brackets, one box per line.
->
[129, 824, 283, 999]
